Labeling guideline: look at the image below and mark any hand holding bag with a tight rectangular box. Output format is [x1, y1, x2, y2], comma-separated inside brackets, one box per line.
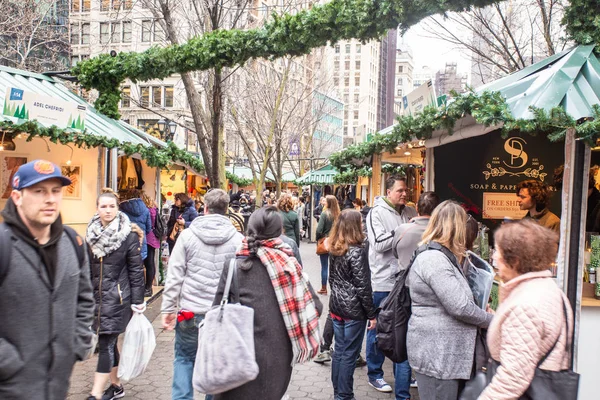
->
[192, 259, 259, 394]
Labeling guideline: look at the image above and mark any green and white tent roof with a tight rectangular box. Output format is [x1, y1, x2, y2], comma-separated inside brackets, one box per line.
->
[0, 65, 160, 147]
[296, 164, 337, 185]
[477, 45, 600, 120]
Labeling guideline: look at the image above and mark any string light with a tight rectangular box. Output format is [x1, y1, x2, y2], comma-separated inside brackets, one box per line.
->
[66, 144, 74, 165]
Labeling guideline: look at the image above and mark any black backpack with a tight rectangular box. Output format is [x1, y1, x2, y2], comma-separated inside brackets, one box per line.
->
[375, 241, 461, 363]
[0, 222, 85, 287]
[152, 210, 167, 240]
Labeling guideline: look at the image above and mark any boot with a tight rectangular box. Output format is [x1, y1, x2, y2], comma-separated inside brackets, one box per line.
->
[317, 285, 327, 295]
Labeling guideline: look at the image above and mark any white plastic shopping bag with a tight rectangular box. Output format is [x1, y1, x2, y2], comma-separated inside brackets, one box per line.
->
[117, 306, 156, 382]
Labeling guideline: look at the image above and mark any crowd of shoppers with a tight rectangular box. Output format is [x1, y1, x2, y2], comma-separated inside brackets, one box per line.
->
[0, 160, 576, 400]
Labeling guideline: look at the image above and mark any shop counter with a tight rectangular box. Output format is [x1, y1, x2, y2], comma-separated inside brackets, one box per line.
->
[577, 295, 600, 399]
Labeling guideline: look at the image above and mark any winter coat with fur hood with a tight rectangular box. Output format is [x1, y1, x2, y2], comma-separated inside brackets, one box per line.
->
[479, 270, 573, 400]
[89, 223, 145, 335]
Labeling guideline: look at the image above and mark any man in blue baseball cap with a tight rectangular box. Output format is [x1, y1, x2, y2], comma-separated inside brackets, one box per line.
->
[0, 159, 95, 400]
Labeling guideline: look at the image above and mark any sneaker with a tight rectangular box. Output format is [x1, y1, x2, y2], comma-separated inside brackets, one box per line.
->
[86, 396, 98, 400]
[313, 350, 331, 364]
[368, 378, 393, 393]
[410, 378, 418, 388]
[101, 384, 124, 400]
[144, 288, 153, 298]
[355, 354, 367, 367]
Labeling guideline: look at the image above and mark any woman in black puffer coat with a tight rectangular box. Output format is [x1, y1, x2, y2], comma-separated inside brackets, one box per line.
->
[166, 193, 198, 253]
[326, 209, 377, 400]
[85, 189, 145, 400]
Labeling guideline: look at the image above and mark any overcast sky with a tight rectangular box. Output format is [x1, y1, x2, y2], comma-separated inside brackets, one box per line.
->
[400, 17, 472, 81]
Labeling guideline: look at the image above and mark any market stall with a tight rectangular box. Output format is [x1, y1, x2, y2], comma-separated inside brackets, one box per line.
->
[330, 45, 600, 399]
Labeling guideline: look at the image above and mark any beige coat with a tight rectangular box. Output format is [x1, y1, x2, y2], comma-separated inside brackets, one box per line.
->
[479, 270, 573, 400]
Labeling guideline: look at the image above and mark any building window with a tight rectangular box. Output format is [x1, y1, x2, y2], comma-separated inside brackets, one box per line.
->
[141, 20, 152, 42]
[356, 44, 361, 53]
[122, 22, 132, 43]
[344, 60, 350, 70]
[137, 119, 159, 134]
[344, 110, 348, 120]
[335, 45, 340, 54]
[354, 93, 359, 103]
[152, 86, 162, 107]
[123, 0, 133, 9]
[398, 65, 403, 73]
[355, 76, 360, 86]
[82, 0, 91, 11]
[153, 22, 165, 41]
[344, 77, 349, 86]
[343, 94, 349, 103]
[345, 44, 351, 54]
[100, 23, 110, 44]
[111, 23, 121, 43]
[355, 60, 360, 69]
[397, 78, 403, 85]
[397, 89, 403, 96]
[121, 86, 131, 108]
[334, 60, 339, 70]
[334, 77, 339, 86]
[101, 0, 110, 11]
[140, 87, 150, 107]
[72, 0, 91, 12]
[70, 24, 80, 45]
[164, 86, 174, 107]
[81, 23, 90, 44]
[354, 111, 359, 120]
[70, 56, 80, 67]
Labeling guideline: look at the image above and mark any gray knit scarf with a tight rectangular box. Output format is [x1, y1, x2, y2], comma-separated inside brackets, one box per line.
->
[86, 211, 132, 258]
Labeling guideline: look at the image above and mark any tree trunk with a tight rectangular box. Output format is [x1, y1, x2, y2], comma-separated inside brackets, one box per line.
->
[211, 69, 224, 189]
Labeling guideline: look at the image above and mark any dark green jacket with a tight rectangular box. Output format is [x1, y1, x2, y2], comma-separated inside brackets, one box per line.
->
[279, 210, 300, 246]
[316, 211, 334, 241]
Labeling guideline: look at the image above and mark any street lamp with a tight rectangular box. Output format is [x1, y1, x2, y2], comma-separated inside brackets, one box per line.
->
[157, 118, 178, 141]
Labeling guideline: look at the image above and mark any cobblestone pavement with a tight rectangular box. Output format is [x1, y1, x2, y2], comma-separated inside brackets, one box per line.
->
[68, 239, 419, 400]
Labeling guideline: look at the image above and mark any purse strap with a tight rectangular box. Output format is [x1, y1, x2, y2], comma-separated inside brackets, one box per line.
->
[537, 296, 571, 368]
[220, 258, 237, 306]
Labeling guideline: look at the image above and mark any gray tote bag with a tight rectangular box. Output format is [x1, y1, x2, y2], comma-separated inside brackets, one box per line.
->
[192, 259, 259, 394]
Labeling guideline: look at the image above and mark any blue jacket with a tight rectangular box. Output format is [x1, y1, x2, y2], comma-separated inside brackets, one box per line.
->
[120, 198, 151, 260]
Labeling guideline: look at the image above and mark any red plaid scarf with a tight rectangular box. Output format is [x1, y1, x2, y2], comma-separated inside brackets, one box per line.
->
[237, 237, 321, 364]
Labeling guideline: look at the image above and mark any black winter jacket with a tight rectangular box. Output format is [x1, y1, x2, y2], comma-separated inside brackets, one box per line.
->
[328, 245, 376, 321]
[90, 228, 145, 335]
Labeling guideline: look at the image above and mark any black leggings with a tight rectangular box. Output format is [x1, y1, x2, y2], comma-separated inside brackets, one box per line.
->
[144, 246, 156, 290]
[321, 314, 334, 352]
[97, 334, 120, 373]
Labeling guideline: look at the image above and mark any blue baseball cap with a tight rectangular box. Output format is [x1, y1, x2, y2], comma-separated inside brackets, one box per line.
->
[11, 160, 72, 190]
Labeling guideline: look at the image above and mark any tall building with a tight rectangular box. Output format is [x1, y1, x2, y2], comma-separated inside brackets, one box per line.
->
[377, 30, 397, 131]
[69, 0, 190, 144]
[330, 31, 396, 143]
[312, 91, 344, 158]
[435, 62, 468, 96]
[394, 44, 414, 108]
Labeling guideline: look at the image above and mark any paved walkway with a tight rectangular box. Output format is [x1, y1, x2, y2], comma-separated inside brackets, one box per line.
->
[68, 240, 419, 400]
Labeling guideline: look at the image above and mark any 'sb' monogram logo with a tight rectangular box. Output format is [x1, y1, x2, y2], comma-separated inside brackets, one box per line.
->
[503, 137, 528, 169]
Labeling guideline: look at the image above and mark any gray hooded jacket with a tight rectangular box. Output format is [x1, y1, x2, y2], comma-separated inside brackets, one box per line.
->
[366, 196, 417, 291]
[161, 214, 243, 315]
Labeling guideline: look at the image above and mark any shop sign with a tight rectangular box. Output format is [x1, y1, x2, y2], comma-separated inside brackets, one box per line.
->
[3, 87, 87, 131]
[482, 192, 527, 220]
[402, 80, 437, 116]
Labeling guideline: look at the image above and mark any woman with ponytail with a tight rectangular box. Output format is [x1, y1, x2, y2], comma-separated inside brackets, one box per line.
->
[212, 206, 323, 400]
[85, 189, 146, 400]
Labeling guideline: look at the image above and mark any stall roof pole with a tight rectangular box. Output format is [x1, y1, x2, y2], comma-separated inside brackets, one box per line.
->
[559, 129, 590, 369]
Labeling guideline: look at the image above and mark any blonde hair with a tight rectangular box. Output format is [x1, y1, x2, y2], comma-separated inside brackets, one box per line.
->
[323, 195, 340, 221]
[420, 200, 467, 263]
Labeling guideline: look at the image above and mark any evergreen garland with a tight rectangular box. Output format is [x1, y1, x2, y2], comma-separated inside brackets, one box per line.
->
[71, 0, 501, 118]
[329, 91, 600, 182]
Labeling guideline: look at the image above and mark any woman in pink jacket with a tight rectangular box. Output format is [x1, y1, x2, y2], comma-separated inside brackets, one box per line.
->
[479, 219, 573, 399]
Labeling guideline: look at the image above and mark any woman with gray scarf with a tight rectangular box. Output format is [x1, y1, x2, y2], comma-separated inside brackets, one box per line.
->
[85, 189, 145, 400]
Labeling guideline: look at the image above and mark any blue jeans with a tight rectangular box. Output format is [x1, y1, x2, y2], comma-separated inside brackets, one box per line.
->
[320, 253, 329, 286]
[172, 315, 213, 400]
[331, 319, 367, 400]
[366, 291, 412, 400]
